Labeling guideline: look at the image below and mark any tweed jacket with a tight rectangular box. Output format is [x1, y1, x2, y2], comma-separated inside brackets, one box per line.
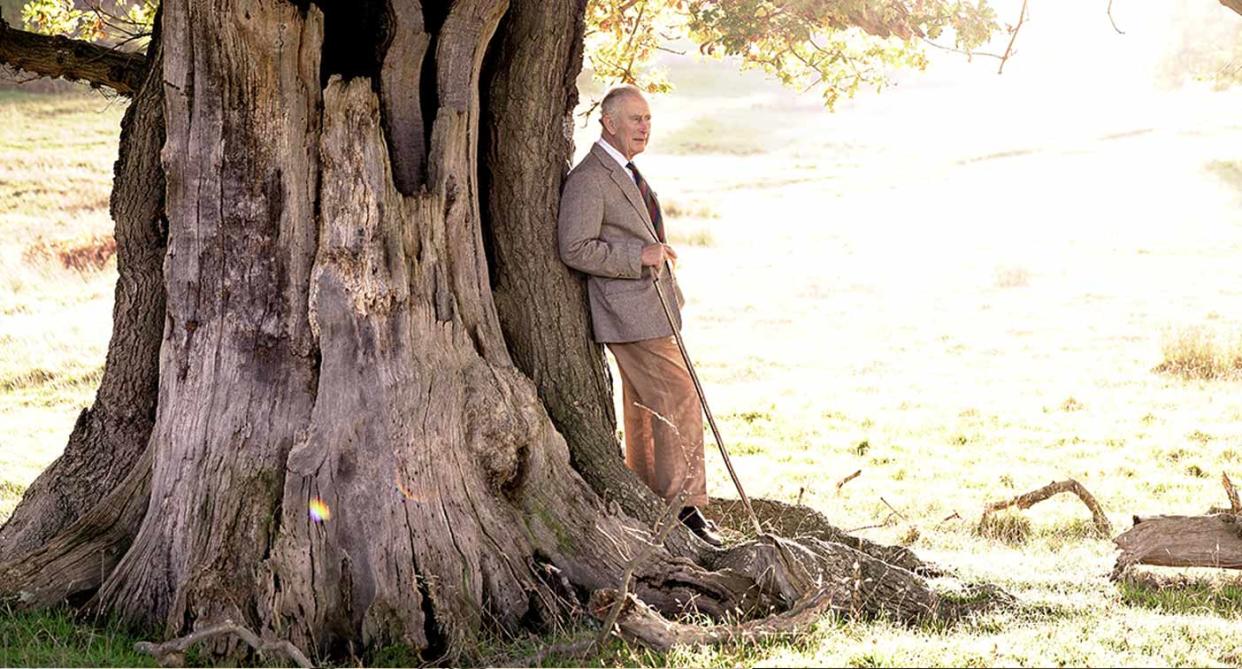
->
[558, 143, 685, 343]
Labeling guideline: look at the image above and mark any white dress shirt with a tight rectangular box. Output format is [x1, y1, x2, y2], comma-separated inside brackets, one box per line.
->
[596, 139, 639, 184]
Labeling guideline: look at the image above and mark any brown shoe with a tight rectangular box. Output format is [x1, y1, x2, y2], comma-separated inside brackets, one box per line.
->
[679, 506, 724, 547]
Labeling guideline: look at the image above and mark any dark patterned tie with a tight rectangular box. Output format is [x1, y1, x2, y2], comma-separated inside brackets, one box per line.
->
[626, 161, 665, 243]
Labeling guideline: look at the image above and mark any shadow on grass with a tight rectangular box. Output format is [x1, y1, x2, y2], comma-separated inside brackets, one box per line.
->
[1118, 571, 1242, 618]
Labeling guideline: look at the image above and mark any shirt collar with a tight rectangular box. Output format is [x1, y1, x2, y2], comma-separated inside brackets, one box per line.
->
[595, 138, 632, 171]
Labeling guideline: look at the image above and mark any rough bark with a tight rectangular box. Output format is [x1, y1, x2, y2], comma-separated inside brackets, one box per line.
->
[0, 17, 147, 95]
[0, 27, 165, 563]
[379, 0, 430, 193]
[0, 445, 151, 607]
[91, 0, 325, 635]
[1114, 514, 1242, 570]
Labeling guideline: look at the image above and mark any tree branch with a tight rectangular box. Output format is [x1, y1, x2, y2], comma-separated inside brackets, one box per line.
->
[134, 621, 314, 668]
[997, 0, 1029, 75]
[981, 478, 1112, 535]
[1223, 472, 1240, 513]
[1222, 0, 1242, 17]
[0, 17, 148, 95]
[1107, 0, 1125, 34]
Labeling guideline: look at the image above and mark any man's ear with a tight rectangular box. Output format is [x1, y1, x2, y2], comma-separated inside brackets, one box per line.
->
[601, 113, 616, 135]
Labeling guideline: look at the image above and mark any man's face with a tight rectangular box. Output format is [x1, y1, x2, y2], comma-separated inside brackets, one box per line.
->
[603, 94, 652, 160]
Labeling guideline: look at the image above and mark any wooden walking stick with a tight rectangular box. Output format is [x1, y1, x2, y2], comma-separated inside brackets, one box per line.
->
[652, 264, 764, 536]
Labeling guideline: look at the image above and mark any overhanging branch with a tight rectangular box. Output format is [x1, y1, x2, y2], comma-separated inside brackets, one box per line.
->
[1222, 0, 1242, 16]
[0, 17, 148, 96]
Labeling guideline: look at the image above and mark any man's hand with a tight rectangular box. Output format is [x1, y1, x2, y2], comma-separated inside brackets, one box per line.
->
[640, 243, 678, 268]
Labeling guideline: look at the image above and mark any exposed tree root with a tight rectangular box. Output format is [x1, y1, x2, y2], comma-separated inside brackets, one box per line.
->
[0, 446, 151, 608]
[134, 620, 312, 668]
[708, 496, 945, 577]
[590, 561, 1008, 654]
[589, 585, 840, 652]
[982, 479, 1112, 536]
[584, 495, 1010, 656]
[596, 488, 690, 651]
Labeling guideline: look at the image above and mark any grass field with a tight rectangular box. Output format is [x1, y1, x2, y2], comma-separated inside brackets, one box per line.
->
[0, 90, 123, 524]
[4, 46, 1242, 666]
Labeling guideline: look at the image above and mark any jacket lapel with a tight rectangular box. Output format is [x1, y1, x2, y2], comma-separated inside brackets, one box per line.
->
[590, 143, 659, 241]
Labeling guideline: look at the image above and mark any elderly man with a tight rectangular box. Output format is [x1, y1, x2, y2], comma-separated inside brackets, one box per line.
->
[557, 85, 722, 547]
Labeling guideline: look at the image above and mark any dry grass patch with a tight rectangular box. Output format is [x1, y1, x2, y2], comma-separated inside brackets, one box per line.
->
[667, 226, 715, 247]
[1207, 160, 1242, 196]
[1154, 326, 1242, 381]
[975, 509, 1032, 544]
[662, 199, 719, 219]
[661, 115, 769, 155]
[23, 232, 117, 271]
[994, 265, 1031, 288]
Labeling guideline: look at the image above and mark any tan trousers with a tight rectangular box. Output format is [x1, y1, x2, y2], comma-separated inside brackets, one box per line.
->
[607, 336, 707, 508]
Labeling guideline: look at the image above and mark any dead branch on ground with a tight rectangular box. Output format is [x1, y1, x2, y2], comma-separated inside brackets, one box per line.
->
[1223, 472, 1240, 513]
[134, 620, 313, 668]
[589, 584, 841, 653]
[835, 469, 861, 494]
[981, 478, 1112, 535]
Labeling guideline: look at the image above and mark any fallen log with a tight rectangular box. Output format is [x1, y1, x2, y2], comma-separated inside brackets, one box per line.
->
[1113, 472, 1242, 572]
[1113, 514, 1242, 570]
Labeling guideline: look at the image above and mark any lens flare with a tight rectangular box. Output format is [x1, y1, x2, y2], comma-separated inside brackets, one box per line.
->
[308, 498, 331, 523]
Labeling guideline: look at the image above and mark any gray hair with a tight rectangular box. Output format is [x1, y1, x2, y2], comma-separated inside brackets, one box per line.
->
[600, 84, 646, 122]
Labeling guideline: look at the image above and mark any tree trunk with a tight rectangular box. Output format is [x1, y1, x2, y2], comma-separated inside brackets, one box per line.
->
[1, 0, 988, 661]
[0, 27, 165, 563]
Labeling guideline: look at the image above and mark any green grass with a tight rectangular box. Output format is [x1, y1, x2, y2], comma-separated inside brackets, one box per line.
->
[0, 88, 121, 500]
[1119, 576, 1242, 618]
[0, 605, 157, 668]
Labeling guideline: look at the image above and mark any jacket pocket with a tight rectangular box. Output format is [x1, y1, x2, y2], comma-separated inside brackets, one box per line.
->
[600, 276, 650, 296]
